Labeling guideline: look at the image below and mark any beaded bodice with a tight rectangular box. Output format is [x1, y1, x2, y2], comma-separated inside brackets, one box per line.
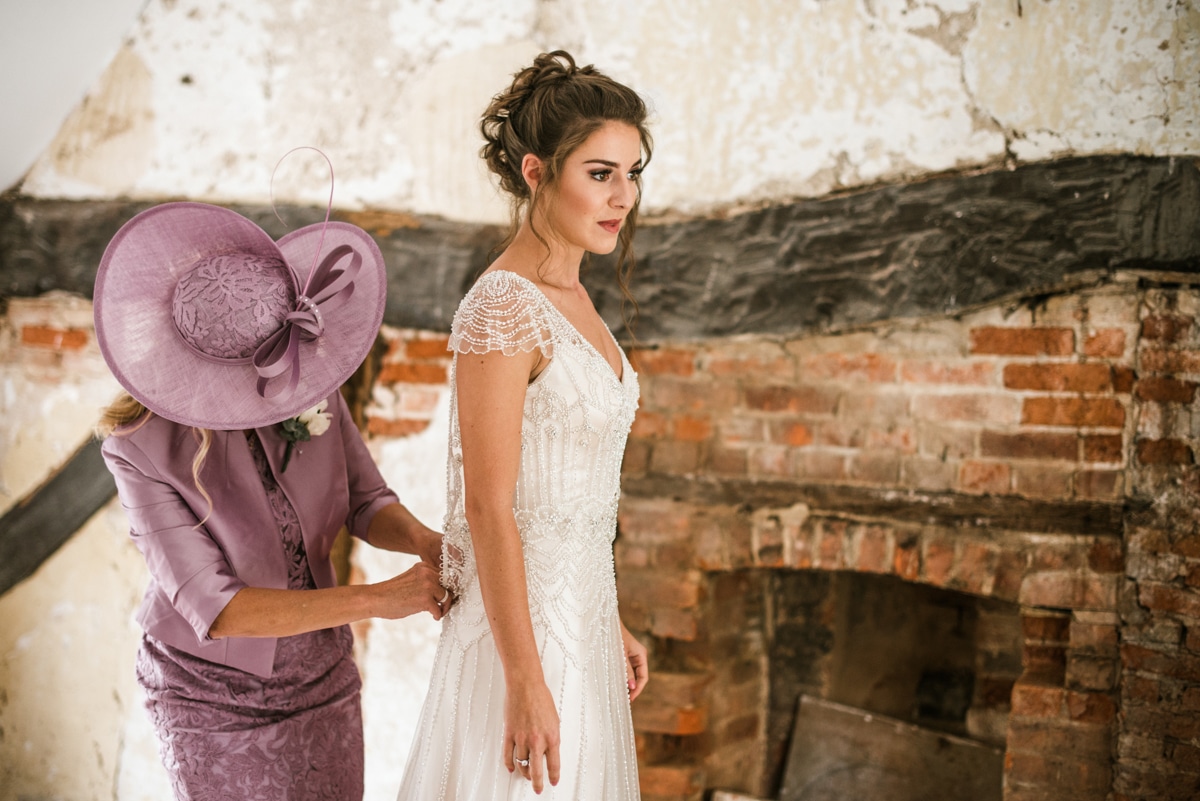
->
[440, 270, 639, 646]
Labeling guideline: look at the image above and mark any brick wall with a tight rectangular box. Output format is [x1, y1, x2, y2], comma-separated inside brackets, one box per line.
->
[614, 276, 1198, 800]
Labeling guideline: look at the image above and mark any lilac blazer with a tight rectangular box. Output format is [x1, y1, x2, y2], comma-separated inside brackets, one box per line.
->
[101, 391, 398, 678]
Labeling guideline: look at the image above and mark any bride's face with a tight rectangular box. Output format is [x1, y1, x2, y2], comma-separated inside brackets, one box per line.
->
[538, 121, 643, 256]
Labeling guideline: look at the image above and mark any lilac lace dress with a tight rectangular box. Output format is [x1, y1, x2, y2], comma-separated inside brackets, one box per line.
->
[135, 431, 364, 801]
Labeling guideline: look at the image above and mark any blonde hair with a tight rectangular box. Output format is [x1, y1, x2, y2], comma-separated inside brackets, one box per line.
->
[97, 391, 214, 525]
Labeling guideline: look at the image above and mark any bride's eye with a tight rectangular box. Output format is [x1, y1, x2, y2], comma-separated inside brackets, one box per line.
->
[590, 169, 612, 181]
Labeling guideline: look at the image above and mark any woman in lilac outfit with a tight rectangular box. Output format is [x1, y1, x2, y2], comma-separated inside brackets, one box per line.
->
[93, 202, 451, 800]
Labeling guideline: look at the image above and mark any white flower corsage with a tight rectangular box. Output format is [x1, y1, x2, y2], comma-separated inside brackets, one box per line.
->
[279, 399, 332, 472]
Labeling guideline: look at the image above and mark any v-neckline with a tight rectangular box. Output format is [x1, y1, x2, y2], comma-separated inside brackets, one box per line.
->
[489, 270, 627, 385]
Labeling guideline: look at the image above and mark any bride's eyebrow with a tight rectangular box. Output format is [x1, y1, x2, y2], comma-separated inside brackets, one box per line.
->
[583, 159, 643, 168]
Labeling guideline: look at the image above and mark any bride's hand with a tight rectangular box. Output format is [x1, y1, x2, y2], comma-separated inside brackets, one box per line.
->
[504, 680, 561, 793]
[621, 622, 649, 701]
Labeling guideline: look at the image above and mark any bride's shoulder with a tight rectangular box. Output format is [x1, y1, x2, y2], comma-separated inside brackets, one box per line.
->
[450, 270, 553, 357]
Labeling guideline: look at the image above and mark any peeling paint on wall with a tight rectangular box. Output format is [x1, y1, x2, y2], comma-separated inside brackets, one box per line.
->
[18, 0, 1197, 220]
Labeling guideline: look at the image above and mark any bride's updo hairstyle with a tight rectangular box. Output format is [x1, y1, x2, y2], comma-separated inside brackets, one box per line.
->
[481, 50, 652, 316]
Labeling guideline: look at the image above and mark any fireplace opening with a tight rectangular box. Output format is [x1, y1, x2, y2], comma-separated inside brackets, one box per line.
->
[766, 571, 1019, 795]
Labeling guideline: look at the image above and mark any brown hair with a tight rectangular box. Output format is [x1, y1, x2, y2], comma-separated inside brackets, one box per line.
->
[480, 50, 652, 328]
[97, 391, 214, 524]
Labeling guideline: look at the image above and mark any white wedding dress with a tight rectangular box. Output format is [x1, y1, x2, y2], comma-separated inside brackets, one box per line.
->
[396, 270, 642, 800]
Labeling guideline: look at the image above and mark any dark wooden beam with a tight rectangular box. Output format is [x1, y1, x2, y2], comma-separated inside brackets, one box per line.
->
[0, 437, 117, 595]
[3, 155, 1197, 339]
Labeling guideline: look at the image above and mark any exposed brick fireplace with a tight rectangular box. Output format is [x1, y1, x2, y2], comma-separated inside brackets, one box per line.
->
[596, 276, 1198, 801]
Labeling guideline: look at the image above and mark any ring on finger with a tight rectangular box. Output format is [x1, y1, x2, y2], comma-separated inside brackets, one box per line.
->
[438, 589, 450, 605]
[514, 748, 530, 768]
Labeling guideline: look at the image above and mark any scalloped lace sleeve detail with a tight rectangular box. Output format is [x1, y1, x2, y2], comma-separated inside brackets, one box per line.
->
[447, 271, 554, 358]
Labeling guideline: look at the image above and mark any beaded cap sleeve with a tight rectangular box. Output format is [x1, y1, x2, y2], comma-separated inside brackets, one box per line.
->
[447, 270, 554, 359]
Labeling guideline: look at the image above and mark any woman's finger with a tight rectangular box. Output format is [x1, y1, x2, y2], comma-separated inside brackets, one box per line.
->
[546, 741, 562, 788]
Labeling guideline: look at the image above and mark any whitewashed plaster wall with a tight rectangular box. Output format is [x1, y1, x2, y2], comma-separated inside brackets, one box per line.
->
[20, 0, 1198, 221]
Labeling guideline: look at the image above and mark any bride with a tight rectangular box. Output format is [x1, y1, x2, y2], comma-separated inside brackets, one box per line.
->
[396, 50, 652, 799]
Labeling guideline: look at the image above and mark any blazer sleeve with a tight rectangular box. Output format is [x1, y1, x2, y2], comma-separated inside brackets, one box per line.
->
[334, 392, 400, 541]
[101, 436, 246, 642]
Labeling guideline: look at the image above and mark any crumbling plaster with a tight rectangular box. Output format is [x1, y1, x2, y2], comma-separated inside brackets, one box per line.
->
[19, 0, 1197, 221]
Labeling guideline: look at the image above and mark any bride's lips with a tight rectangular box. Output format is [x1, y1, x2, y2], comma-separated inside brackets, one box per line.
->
[598, 219, 621, 234]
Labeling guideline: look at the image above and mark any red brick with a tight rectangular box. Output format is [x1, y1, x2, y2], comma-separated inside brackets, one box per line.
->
[403, 336, 451, 359]
[1066, 690, 1117, 724]
[365, 417, 431, 437]
[1021, 397, 1125, 428]
[671, 415, 712, 442]
[923, 537, 956, 586]
[1075, 470, 1123, 500]
[622, 439, 650, 475]
[638, 764, 704, 796]
[744, 385, 838, 414]
[1141, 348, 1200, 375]
[1123, 675, 1163, 704]
[899, 360, 996, 385]
[649, 607, 700, 641]
[1138, 582, 1200, 619]
[1122, 643, 1200, 682]
[1136, 376, 1198, 403]
[957, 541, 998, 594]
[1004, 752, 1113, 792]
[1011, 680, 1065, 717]
[20, 325, 89, 350]
[1087, 538, 1124, 573]
[632, 701, 708, 735]
[1112, 365, 1136, 393]
[1141, 314, 1193, 343]
[795, 450, 847, 481]
[1124, 705, 1200, 740]
[865, 427, 915, 453]
[766, 420, 814, 447]
[1084, 328, 1127, 357]
[1006, 718, 1113, 762]
[651, 377, 738, 412]
[1012, 464, 1074, 499]
[913, 392, 1022, 425]
[894, 536, 920, 580]
[1004, 363, 1113, 393]
[706, 352, 792, 379]
[847, 451, 901, 484]
[1070, 618, 1119, 652]
[617, 570, 703, 609]
[960, 460, 1011, 494]
[747, 445, 790, 477]
[1020, 571, 1119, 610]
[854, 525, 892, 574]
[630, 347, 696, 377]
[801, 352, 897, 383]
[632, 410, 668, 439]
[970, 327, 1075, 356]
[981, 430, 1078, 460]
[649, 441, 701, 474]
[1136, 438, 1194, 466]
[1083, 434, 1124, 463]
[814, 521, 848, 569]
[377, 362, 448, 384]
[704, 444, 747, 475]
[1023, 612, 1071, 642]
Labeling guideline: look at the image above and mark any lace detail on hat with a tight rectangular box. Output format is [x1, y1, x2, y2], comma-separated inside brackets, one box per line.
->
[447, 271, 554, 359]
[172, 254, 295, 360]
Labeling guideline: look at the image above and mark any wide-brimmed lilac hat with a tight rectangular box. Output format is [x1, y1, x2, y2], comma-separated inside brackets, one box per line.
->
[94, 202, 386, 430]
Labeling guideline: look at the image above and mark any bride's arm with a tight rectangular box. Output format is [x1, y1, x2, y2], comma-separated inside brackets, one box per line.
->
[456, 346, 561, 793]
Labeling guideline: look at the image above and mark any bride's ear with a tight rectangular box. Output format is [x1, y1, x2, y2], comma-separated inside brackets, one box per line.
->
[521, 154, 544, 194]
